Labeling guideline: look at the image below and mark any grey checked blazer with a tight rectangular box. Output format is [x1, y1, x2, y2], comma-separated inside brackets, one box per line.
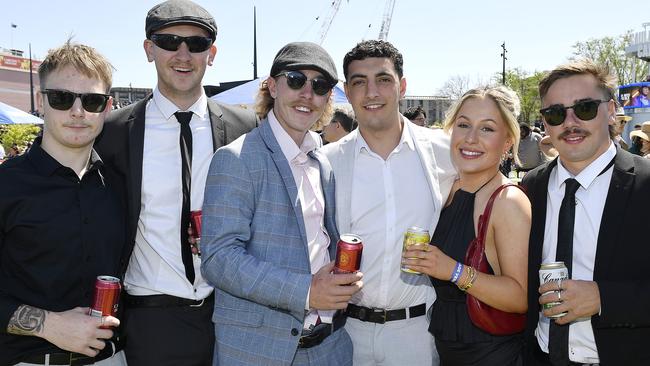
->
[200, 119, 351, 365]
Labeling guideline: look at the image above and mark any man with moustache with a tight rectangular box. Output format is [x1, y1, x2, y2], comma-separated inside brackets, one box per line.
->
[200, 42, 362, 366]
[523, 60, 650, 365]
[94, 1, 257, 365]
[322, 40, 455, 366]
[0, 41, 127, 365]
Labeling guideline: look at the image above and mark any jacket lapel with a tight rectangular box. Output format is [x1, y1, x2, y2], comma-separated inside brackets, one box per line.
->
[594, 149, 634, 279]
[207, 99, 225, 151]
[410, 123, 442, 233]
[127, 97, 149, 230]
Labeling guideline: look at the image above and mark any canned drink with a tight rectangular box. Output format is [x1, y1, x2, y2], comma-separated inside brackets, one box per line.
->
[539, 262, 568, 318]
[190, 210, 202, 253]
[401, 227, 430, 274]
[334, 234, 363, 274]
[89, 276, 121, 326]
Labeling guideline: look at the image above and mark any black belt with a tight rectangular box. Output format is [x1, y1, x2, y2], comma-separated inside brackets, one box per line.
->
[298, 312, 347, 349]
[124, 293, 213, 308]
[21, 340, 122, 365]
[345, 303, 426, 324]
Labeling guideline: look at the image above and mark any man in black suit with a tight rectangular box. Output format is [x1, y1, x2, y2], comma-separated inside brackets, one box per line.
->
[94, 1, 256, 365]
[522, 59, 650, 365]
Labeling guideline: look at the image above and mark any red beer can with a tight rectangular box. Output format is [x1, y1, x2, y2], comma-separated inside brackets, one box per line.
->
[89, 276, 121, 324]
[334, 234, 363, 274]
[190, 210, 202, 254]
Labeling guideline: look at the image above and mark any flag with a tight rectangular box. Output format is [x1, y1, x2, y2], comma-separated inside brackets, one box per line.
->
[11, 23, 17, 28]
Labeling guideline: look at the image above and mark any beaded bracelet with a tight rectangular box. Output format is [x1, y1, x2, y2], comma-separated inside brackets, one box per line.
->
[459, 266, 478, 291]
[450, 261, 464, 284]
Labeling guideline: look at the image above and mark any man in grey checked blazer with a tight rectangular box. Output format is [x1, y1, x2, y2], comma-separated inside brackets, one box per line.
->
[201, 42, 363, 366]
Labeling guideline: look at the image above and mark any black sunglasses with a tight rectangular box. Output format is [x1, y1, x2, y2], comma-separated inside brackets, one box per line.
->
[275, 71, 333, 96]
[150, 34, 213, 53]
[42, 89, 111, 113]
[539, 99, 609, 126]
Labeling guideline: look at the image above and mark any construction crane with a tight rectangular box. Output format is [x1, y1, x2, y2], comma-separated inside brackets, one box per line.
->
[319, 0, 345, 45]
[378, 0, 396, 41]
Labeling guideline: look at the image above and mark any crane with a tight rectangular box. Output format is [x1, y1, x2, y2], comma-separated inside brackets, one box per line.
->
[378, 0, 396, 41]
[319, 0, 345, 45]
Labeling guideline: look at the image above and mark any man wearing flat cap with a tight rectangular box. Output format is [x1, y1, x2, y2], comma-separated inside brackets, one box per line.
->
[94, 1, 257, 365]
[201, 42, 362, 366]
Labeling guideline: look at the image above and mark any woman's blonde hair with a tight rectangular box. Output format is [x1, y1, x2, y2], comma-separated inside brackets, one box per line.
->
[254, 77, 334, 131]
[443, 85, 522, 166]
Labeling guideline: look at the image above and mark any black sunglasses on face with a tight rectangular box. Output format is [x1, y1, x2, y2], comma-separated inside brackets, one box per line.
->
[150, 34, 213, 53]
[275, 71, 333, 96]
[539, 99, 609, 126]
[42, 89, 111, 113]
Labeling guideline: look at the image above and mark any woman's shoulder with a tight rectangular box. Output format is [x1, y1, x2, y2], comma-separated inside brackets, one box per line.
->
[489, 182, 531, 223]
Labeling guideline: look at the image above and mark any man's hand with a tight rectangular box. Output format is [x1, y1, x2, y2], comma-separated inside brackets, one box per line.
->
[8, 305, 118, 357]
[539, 279, 601, 325]
[309, 261, 363, 310]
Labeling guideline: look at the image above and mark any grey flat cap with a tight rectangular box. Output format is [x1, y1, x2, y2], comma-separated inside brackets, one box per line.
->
[146, 0, 217, 40]
[270, 42, 338, 87]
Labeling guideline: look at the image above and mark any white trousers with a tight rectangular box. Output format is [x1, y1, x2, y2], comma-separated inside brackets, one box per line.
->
[345, 316, 439, 366]
[15, 350, 127, 366]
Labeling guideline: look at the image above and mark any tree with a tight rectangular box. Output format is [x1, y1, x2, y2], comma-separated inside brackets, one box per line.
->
[497, 68, 546, 124]
[437, 74, 471, 100]
[0, 125, 41, 151]
[571, 30, 649, 85]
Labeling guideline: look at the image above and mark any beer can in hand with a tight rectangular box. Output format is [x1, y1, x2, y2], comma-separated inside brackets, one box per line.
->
[89, 276, 121, 327]
[539, 262, 568, 318]
[401, 227, 430, 274]
[334, 234, 363, 274]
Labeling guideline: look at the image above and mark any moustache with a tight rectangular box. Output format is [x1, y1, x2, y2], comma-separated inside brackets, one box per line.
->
[558, 127, 590, 140]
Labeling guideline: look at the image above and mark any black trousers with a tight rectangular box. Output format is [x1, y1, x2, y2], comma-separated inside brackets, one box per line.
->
[123, 294, 215, 366]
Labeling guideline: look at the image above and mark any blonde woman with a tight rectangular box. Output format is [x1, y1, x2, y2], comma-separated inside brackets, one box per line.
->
[403, 86, 531, 365]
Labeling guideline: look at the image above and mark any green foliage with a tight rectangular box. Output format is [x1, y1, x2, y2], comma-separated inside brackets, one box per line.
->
[571, 30, 649, 85]
[0, 125, 41, 150]
[494, 68, 547, 124]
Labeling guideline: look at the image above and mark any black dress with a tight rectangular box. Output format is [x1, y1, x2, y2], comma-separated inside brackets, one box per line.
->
[429, 189, 524, 366]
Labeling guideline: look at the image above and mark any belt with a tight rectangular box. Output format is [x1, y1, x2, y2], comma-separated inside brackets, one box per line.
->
[21, 340, 121, 365]
[298, 312, 347, 349]
[345, 303, 426, 324]
[124, 293, 213, 308]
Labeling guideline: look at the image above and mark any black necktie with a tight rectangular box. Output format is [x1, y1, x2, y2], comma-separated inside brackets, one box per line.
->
[549, 178, 580, 366]
[175, 111, 195, 284]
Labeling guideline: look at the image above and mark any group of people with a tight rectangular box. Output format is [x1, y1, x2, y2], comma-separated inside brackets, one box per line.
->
[1, 1, 649, 366]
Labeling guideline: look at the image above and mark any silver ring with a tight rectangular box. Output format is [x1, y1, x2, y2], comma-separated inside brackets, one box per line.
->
[557, 278, 563, 291]
[100, 317, 105, 326]
[557, 291, 562, 302]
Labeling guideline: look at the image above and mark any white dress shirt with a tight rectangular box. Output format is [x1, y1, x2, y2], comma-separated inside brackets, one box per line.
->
[536, 142, 616, 364]
[267, 111, 333, 326]
[349, 124, 435, 310]
[124, 87, 214, 300]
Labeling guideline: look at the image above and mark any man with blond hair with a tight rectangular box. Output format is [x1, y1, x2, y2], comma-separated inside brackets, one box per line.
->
[0, 41, 127, 365]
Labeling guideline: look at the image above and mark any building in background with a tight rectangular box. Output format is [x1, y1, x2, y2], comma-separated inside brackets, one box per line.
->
[400, 95, 453, 126]
[0, 48, 40, 113]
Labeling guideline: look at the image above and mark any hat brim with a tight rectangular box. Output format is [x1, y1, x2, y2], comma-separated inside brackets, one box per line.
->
[616, 115, 633, 122]
[630, 130, 650, 141]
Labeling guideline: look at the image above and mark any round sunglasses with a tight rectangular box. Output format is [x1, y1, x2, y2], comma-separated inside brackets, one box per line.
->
[150, 34, 213, 53]
[42, 89, 111, 113]
[539, 99, 609, 126]
[275, 71, 333, 96]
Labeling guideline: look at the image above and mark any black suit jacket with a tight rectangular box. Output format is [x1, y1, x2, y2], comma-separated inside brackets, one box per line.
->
[521, 147, 650, 365]
[94, 96, 258, 275]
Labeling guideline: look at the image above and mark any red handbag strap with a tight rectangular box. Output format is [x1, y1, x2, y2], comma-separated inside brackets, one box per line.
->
[475, 184, 525, 252]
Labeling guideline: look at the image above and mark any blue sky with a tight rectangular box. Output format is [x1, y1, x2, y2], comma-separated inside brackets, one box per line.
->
[2, 0, 648, 95]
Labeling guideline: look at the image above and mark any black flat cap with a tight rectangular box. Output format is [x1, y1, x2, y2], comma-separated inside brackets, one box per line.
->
[270, 42, 338, 87]
[146, 0, 217, 40]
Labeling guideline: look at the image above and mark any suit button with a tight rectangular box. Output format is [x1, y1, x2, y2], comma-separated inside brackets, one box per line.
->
[291, 328, 299, 336]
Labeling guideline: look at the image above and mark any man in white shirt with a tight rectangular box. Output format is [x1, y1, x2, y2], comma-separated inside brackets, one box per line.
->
[523, 59, 650, 365]
[201, 42, 362, 366]
[322, 40, 455, 366]
[94, 1, 257, 365]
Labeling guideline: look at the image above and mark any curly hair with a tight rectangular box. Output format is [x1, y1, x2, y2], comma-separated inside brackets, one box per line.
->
[343, 40, 403, 81]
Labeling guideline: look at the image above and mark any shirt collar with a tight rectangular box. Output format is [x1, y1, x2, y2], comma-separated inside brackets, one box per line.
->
[354, 116, 415, 158]
[554, 141, 616, 191]
[27, 136, 103, 177]
[267, 109, 320, 163]
[152, 86, 208, 121]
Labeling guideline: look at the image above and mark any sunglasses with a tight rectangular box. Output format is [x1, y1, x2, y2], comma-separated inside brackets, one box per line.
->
[150, 34, 213, 53]
[539, 99, 609, 126]
[275, 71, 333, 96]
[42, 89, 111, 113]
